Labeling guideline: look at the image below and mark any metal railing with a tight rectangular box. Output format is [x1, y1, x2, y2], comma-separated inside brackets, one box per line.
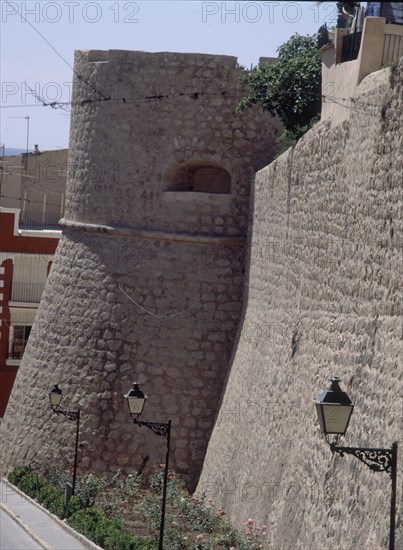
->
[11, 282, 45, 303]
[383, 32, 403, 65]
[9, 339, 29, 359]
[341, 30, 363, 63]
[19, 210, 62, 231]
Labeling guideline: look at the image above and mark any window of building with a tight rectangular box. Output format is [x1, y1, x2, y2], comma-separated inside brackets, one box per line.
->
[166, 163, 231, 194]
[8, 325, 32, 359]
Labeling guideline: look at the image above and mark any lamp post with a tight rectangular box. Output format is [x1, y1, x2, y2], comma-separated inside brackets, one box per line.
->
[124, 383, 171, 550]
[315, 377, 398, 550]
[49, 384, 80, 497]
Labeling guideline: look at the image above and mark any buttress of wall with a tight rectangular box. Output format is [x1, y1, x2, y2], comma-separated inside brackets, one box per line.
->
[0, 50, 280, 489]
[197, 61, 402, 549]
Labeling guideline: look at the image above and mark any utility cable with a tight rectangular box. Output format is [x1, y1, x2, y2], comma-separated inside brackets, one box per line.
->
[119, 242, 246, 319]
[4, 0, 110, 102]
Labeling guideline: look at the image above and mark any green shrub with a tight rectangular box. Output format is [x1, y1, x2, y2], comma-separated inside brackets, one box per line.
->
[38, 482, 66, 518]
[8, 466, 85, 520]
[76, 473, 106, 508]
[69, 508, 109, 543]
[144, 466, 270, 548]
[68, 508, 156, 550]
[46, 466, 141, 517]
[19, 471, 45, 500]
[45, 465, 71, 491]
[9, 464, 268, 549]
[185, 498, 219, 533]
[67, 495, 85, 517]
[8, 465, 32, 487]
[104, 528, 156, 550]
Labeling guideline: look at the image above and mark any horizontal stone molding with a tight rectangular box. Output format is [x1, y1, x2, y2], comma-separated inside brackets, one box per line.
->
[60, 218, 246, 245]
[161, 191, 232, 203]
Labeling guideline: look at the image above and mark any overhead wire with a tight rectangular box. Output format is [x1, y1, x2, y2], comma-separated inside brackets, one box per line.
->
[1, 0, 389, 120]
[4, 0, 111, 102]
[22, 82, 71, 112]
[1, 91, 387, 112]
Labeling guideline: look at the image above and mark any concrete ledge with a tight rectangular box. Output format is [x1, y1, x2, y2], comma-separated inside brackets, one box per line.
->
[161, 190, 232, 203]
[1, 478, 104, 550]
[60, 218, 246, 245]
[19, 229, 62, 238]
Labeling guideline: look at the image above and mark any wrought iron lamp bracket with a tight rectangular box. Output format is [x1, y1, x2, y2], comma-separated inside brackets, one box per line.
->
[52, 408, 80, 422]
[131, 418, 169, 437]
[330, 443, 393, 475]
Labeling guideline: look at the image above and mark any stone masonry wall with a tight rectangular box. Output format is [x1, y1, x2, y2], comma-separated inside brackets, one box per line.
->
[65, 50, 279, 235]
[197, 62, 402, 548]
[0, 50, 280, 489]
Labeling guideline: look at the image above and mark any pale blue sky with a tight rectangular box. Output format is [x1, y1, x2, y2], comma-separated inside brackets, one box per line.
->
[1, 1, 343, 150]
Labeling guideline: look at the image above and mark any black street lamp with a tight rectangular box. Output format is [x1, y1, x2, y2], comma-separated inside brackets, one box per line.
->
[315, 377, 398, 550]
[49, 384, 81, 497]
[124, 383, 171, 550]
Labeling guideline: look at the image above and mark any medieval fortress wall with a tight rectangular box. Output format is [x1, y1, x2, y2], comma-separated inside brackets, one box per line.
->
[0, 50, 280, 487]
[198, 61, 402, 548]
[0, 48, 401, 549]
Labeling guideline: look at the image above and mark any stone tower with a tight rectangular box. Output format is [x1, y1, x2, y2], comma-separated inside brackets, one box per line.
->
[0, 50, 280, 487]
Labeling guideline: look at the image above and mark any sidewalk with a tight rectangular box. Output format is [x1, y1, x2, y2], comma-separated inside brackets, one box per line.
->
[0, 479, 102, 550]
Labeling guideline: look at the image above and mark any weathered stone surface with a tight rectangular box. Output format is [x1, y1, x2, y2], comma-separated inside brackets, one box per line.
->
[197, 63, 402, 548]
[2, 50, 400, 549]
[0, 50, 280, 489]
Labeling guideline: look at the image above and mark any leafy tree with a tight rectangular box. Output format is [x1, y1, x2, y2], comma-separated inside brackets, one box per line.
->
[238, 34, 322, 144]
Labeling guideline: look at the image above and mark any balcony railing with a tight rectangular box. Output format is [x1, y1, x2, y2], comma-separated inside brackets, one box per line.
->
[11, 282, 45, 303]
[9, 339, 28, 360]
[19, 210, 62, 231]
[383, 32, 403, 65]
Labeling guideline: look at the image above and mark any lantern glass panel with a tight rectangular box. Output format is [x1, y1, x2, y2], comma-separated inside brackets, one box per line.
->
[315, 402, 326, 433]
[127, 396, 146, 415]
[49, 387, 62, 408]
[321, 403, 353, 435]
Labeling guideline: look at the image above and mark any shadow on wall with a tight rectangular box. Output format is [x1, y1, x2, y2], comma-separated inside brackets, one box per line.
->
[165, 162, 231, 194]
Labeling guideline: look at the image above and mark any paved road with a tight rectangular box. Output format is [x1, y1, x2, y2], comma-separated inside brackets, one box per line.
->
[0, 508, 44, 550]
[0, 480, 88, 550]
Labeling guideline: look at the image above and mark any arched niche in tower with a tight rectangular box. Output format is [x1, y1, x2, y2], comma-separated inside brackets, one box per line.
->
[165, 162, 231, 194]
